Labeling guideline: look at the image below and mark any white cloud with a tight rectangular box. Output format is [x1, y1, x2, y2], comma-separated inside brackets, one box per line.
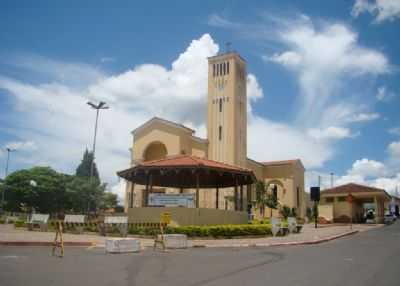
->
[348, 158, 387, 177]
[333, 158, 400, 194]
[307, 126, 353, 141]
[248, 117, 333, 168]
[347, 112, 380, 122]
[352, 0, 400, 23]
[376, 86, 396, 101]
[388, 141, 400, 157]
[388, 127, 400, 136]
[111, 180, 127, 202]
[268, 51, 302, 67]
[4, 141, 37, 152]
[262, 16, 389, 127]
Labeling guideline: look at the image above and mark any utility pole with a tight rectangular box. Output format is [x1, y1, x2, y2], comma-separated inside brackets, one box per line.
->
[1, 148, 16, 211]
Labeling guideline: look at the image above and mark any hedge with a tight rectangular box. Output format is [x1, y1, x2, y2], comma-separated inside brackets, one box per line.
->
[166, 224, 273, 238]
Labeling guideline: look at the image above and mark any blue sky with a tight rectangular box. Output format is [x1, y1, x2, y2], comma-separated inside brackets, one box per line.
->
[1, 0, 400, 197]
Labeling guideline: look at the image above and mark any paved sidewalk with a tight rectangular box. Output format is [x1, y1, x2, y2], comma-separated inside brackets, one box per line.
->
[190, 224, 381, 247]
[0, 223, 382, 248]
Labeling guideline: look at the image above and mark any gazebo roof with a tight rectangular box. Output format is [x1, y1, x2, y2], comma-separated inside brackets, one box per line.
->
[117, 155, 256, 189]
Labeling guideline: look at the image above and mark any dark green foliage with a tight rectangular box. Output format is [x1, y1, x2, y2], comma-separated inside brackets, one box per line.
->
[256, 180, 278, 217]
[280, 205, 291, 219]
[65, 176, 107, 214]
[75, 149, 99, 182]
[306, 207, 313, 220]
[291, 207, 297, 217]
[165, 224, 273, 238]
[14, 220, 26, 228]
[3, 167, 68, 213]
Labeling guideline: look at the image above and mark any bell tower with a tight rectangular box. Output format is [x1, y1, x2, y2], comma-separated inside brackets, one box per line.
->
[207, 52, 247, 167]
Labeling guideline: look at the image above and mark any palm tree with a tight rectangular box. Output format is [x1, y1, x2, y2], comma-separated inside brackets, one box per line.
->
[256, 181, 279, 218]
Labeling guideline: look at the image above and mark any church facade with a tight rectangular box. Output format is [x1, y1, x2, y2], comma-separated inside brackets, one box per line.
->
[124, 51, 306, 218]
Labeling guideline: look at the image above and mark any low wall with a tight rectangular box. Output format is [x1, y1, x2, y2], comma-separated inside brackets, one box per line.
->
[318, 205, 334, 222]
[127, 207, 248, 226]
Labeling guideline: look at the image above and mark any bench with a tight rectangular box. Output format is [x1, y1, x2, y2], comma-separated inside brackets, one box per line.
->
[63, 215, 86, 234]
[99, 216, 128, 237]
[288, 217, 303, 233]
[5, 216, 19, 224]
[27, 214, 49, 232]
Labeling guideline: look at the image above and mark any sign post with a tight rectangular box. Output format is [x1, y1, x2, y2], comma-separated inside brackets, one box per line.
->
[310, 187, 320, 229]
[154, 212, 171, 251]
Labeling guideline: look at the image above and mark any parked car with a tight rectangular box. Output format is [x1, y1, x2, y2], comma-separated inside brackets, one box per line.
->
[384, 214, 396, 224]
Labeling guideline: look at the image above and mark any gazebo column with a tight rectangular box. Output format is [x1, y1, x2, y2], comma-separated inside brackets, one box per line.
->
[130, 182, 135, 208]
[246, 184, 251, 207]
[144, 173, 150, 207]
[240, 185, 244, 211]
[216, 187, 219, 209]
[234, 177, 238, 211]
[196, 172, 200, 208]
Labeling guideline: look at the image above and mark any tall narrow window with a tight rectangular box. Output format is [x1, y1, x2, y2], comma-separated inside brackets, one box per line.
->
[213, 64, 216, 77]
[219, 98, 222, 112]
[227, 62, 229, 74]
[223, 62, 226, 75]
[297, 187, 300, 208]
[272, 185, 278, 201]
[219, 63, 222, 76]
[219, 125, 222, 141]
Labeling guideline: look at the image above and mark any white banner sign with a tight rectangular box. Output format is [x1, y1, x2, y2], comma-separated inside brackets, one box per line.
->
[148, 194, 195, 207]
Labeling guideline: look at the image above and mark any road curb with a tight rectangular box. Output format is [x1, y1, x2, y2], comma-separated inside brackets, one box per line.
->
[0, 241, 95, 247]
[192, 230, 359, 248]
[0, 230, 359, 248]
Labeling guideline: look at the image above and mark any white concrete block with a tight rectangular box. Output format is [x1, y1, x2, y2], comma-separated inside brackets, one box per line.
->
[105, 238, 141, 253]
[163, 234, 188, 249]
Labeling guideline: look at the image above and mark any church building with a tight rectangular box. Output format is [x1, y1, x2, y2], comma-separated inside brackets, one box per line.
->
[124, 51, 306, 219]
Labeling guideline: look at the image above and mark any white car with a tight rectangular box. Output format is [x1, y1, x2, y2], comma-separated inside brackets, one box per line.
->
[384, 214, 396, 224]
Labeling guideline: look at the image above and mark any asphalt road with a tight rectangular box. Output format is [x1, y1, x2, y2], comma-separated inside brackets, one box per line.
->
[1, 222, 399, 286]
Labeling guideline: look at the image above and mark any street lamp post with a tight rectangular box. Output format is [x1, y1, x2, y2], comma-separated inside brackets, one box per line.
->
[87, 101, 109, 181]
[86, 101, 109, 215]
[1, 148, 16, 211]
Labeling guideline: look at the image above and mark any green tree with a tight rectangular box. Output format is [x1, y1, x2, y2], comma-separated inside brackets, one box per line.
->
[76, 149, 99, 182]
[98, 192, 118, 211]
[280, 205, 291, 219]
[256, 181, 278, 218]
[4, 167, 68, 213]
[66, 176, 106, 214]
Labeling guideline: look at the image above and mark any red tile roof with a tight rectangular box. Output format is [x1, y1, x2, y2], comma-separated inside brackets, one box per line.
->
[262, 159, 303, 167]
[140, 155, 251, 172]
[322, 183, 386, 195]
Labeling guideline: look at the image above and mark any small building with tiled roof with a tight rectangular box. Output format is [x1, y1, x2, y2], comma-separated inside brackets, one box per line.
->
[319, 183, 391, 224]
[119, 51, 306, 223]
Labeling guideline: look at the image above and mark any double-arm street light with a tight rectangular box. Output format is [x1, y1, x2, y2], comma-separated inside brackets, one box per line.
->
[1, 148, 16, 211]
[87, 101, 109, 181]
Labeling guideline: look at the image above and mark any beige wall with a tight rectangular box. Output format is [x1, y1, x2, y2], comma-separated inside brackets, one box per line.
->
[320, 192, 389, 223]
[127, 207, 248, 225]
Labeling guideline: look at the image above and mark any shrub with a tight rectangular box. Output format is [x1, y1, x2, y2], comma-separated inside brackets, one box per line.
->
[0, 218, 5, 224]
[280, 205, 291, 219]
[14, 220, 26, 228]
[166, 224, 273, 238]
